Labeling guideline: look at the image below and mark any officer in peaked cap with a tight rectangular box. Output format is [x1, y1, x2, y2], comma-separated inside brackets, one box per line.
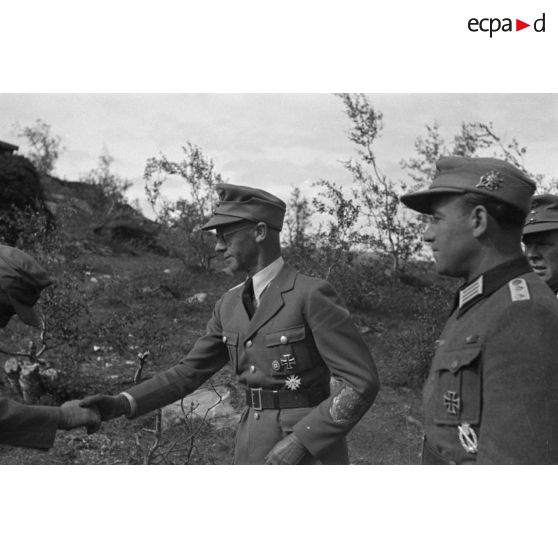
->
[82, 183, 379, 464]
[0, 245, 101, 449]
[401, 157, 558, 464]
[523, 194, 558, 295]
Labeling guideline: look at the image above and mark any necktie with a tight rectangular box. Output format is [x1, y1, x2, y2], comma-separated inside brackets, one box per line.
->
[242, 277, 256, 319]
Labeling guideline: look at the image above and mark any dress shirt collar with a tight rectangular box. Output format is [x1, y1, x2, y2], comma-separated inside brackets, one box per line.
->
[251, 256, 284, 306]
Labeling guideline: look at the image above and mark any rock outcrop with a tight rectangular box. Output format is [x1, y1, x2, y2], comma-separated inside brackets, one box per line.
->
[0, 148, 162, 252]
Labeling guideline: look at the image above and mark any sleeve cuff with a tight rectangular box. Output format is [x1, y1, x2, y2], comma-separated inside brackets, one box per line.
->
[120, 392, 137, 417]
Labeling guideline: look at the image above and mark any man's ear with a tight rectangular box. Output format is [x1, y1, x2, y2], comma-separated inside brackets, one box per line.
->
[254, 222, 268, 243]
[471, 205, 489, 238]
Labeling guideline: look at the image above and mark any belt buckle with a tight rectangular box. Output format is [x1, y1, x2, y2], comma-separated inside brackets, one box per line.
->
[250, 388, 263, 411]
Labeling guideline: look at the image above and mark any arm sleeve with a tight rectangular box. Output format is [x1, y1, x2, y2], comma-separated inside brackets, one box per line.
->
[0, 397, 59, 449]
[478, 302, 558, 464]
[293, 280, 380, 459]
[124, 297, 230, 417]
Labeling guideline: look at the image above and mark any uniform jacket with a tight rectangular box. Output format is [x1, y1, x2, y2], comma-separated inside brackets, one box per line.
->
[0, 397, 59, 449]
[127, 264, 379, 462]
[423, 258, 558, 464]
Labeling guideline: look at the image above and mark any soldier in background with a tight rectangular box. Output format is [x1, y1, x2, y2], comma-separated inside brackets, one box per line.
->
[81, 184, 379, 464]
[401, 157, 558, 464]
[0, 245, 100, 449]
[522, 194, 558, 296]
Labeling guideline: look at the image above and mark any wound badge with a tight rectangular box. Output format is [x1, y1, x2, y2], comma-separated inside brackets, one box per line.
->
[475, 170, 504, 191]
[285, 375, 301, 391]
[280, 353, 296, 370]
[272, 360, 281, 372]
[443, 391, 461, 415]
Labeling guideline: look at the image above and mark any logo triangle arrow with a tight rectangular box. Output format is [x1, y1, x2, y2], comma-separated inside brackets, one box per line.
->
[516, 19, 530, 31]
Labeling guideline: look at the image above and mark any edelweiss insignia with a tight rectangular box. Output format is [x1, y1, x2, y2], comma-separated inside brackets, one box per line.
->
[284, 375, 301, 391]
[475, 170, 504, 191]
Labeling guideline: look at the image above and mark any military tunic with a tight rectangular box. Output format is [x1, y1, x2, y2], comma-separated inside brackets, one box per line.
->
[126, 264, 379, 464]
[0, 397, 59, 449]
[422, 258, 558, 464]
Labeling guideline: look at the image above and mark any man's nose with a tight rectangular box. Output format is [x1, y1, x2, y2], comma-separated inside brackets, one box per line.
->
[525, 245, 540, 261]
[215, 237, 226, 253]
[424, 223, 434, 243]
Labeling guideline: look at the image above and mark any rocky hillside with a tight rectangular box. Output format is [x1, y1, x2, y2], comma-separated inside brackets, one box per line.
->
[0, 151, 161, 253]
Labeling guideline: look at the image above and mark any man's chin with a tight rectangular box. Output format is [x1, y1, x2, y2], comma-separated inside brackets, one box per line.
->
[221, 259, 237, 276]
[532, 268, 548, 280]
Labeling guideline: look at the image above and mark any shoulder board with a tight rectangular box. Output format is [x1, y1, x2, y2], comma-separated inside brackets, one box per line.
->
[508, 278, 530, 302]
[228, 282, 244, 292]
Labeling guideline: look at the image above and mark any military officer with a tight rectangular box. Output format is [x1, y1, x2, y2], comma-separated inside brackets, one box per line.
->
[81, 184, 379, 464]
[0, 245, 100, 449]
[523, 194, 558, 296]
[401, 157, 558, 464]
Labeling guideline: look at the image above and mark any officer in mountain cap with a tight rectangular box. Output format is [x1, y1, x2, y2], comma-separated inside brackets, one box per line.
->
[522, 194, 558, 295]
[82, 183, 379, 464]
[401, 156, 535, 215]
[0, 245, 100, 449]
[401, 156, 558, 464]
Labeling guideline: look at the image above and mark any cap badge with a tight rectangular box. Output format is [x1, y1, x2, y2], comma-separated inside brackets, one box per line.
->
[285, 374, 301, 391]
[475, 170, 503, 191]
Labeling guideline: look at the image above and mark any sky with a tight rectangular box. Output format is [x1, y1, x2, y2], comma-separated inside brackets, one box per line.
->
[1, 93, 557, 219]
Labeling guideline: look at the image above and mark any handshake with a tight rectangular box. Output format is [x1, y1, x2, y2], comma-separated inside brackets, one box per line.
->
[58, 394, 130, 434]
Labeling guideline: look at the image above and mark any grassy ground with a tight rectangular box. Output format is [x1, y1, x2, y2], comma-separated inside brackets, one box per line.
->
[0, 248, 453, 465]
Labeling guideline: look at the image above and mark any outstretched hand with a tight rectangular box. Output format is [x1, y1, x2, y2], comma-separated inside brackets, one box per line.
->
[58, 400, 101, 434]
[79, 394, 129, 422]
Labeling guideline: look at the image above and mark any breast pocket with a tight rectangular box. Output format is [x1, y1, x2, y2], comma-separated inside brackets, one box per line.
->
[264, 325, 314, 376]
[432, 345, 482, 426]
[222, 331, 239, 373]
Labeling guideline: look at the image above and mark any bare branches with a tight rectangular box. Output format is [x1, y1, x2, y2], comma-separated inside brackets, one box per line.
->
[143, 142, 222, 271]
[314, 94, 424, 274]
[133, 350, 151, 385]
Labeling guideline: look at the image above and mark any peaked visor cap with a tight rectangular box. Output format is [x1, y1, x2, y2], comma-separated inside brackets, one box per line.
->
[523, 194, 558, 236]
[400, 156, 537, 215]
[0, 245, 53, 327]
[202, 183, 287, 231]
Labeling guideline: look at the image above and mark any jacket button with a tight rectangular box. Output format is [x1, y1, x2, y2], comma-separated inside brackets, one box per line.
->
[249, 365, 256, 373]
[246, 340, 253, 348]
[222, 336, 227, 343]
[450, 360, 459, 371]
[280, 335, 288, 344]
[254, 412, 260, 420]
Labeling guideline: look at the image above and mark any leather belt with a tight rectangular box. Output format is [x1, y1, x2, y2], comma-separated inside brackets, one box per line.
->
[244, 387, 328, 411]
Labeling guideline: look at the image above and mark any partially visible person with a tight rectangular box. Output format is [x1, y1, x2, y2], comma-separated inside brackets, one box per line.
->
[0, 245, 100, 449]
[523, 194, 558, 296]
[401, 156, 558, 464]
